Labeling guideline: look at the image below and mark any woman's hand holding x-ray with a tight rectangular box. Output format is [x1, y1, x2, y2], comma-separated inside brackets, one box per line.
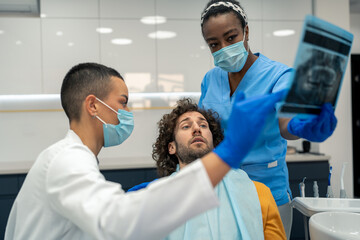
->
[287, 103, 337, 142]
[213, 90, 287, 168]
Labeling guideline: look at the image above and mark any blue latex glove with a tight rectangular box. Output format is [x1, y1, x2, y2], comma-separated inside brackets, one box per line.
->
[287, 103, 337, 142]
[213, 90, 287, 168]
[127, 182, 150, 192]
[127, 180, 156, 192]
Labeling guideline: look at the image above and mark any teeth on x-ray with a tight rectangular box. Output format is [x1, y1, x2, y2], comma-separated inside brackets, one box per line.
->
[279, 15, 353, 117]
[289, 49, 345, 106]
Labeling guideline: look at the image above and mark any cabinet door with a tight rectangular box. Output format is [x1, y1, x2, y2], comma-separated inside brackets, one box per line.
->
[287, 160, 329, 240]
[0, 175, 18, 240]
[351, 54, 360, 198]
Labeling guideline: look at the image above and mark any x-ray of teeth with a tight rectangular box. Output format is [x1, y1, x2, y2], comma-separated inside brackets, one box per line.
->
[286, 49, 345, 106]
[278, 15, 353, 118]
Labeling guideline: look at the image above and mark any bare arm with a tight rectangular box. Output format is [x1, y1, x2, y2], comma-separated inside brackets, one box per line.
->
[201, 152, 231, 187]
[279, 118, 299, 140]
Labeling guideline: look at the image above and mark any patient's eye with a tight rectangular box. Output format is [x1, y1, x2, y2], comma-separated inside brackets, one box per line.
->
[181, 125, 190, 130]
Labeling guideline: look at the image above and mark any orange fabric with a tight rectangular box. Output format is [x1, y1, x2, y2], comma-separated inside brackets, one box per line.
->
[253, 181, 286, 240]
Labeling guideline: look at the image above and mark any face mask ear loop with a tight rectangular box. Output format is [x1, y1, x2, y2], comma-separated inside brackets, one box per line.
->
[95, 115, 107, 125]
[95, 97, 119, 115]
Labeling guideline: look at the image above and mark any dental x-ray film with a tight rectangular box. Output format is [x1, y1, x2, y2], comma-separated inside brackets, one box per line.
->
[278, 15, 353, 118]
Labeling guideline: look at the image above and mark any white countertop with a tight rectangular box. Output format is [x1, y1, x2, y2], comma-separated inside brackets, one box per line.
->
[291, 197, 360, 217]
[0, 153, 330, 175]
[285, 153, 330, 162]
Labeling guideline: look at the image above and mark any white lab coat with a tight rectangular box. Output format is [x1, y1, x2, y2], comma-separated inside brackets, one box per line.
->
[5, 130, 218, 240]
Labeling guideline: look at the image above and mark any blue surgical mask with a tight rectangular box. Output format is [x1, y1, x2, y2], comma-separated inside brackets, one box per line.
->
[212, 32, 248, 72]
[95, 97, 134, 147]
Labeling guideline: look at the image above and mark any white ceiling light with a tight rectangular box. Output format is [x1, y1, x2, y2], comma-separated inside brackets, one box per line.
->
[140, 16, 166, 25]
[68, 42, 74, 47]
[273, 29, 295, 37]
[96, 27, 113, 34]
[0, 30, 4, 34]
[56, 31, 63, 36]
[148, 31, 176, 39]
[40, 13, 46, 18]
[15, 40, 22, 45]
[111, 38, 132, 45]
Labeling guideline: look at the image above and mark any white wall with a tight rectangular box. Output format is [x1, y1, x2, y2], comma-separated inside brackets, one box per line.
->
[315, 0, 354, 197]
[0, 0, 314, 166]
[350, 13, 360, 54]
[0, 0, 312, 95]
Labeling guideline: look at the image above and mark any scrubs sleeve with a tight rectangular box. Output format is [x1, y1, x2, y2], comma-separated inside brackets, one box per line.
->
[253, 181, 286, 240]
[46, 146, 218, 240]
[272, 68, 295, 93]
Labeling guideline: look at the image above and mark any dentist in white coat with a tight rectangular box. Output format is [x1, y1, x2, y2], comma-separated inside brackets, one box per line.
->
[5, 62, 285, 240]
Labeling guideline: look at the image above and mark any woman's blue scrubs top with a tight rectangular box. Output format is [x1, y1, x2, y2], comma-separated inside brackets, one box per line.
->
[199, 53, 294, 206]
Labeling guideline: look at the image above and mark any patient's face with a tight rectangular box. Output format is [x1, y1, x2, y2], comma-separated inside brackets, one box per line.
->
[171, 111, 214, 165]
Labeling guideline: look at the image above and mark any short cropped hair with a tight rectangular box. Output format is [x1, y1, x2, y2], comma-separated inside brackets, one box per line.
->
[153, 98, 224, 177]
[60, 63, 123, 122]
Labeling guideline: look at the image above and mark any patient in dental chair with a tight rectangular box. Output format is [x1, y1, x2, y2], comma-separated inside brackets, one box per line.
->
[128, 98, 286, 240]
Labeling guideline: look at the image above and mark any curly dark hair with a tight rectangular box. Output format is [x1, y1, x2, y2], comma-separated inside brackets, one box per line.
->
[153, 98, 224, 177]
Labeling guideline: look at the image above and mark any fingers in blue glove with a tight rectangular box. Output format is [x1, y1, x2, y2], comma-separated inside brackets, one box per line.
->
[232, 90, 288, 121]
[232, 90, 287, 132]
[214, 90, 285, 168]
[319, 103, 337, 136]
[288, 102, 337, 142]
[233, 89, 287, 106]
[323, 103, 337, 130]
[264, 89, 288, 108]
[234, 91, 246, 102]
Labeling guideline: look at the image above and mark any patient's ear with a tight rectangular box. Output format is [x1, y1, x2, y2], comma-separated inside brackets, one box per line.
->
[168, 141, 176, 155]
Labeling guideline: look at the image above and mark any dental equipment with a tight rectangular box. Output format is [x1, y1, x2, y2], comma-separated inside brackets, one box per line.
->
[326, 166, 334, 198]
[300, 177, 306, 198]
[313, 181, 319, 198]
[340, 162, 347, 198]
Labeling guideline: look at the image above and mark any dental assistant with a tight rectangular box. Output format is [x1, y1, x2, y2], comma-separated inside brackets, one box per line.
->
[5, 63, 285, 240]
[198, 1, 338, 238]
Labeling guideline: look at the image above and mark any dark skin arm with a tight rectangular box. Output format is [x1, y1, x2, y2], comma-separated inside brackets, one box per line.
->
[279, 118, 299, 140]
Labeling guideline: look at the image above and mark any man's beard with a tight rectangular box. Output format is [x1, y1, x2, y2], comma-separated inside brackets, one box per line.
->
[175, 141, 212, 165]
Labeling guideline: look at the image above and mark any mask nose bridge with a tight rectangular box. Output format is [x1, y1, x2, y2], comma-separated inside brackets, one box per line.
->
[219, 40, 228, 50]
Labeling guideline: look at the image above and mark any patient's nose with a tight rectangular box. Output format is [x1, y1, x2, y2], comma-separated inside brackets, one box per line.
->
[193, 123, 201, 134]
